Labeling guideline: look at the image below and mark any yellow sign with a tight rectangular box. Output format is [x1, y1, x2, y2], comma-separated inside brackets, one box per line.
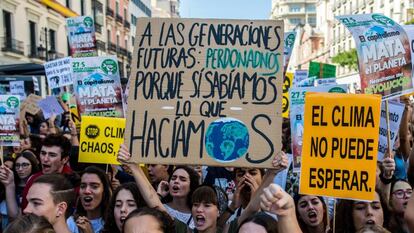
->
[299, 93, 381, 201]
[79, 116, 125, 164]
[282, 72, 293, 118]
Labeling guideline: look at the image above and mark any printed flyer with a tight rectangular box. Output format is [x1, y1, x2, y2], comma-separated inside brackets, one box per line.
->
[72, 56, 124, 118]
[66, 16, 97, 57]
[0, 95, 20, 146]
[336, 14, 413, 99]
[289, 85, 347, 172]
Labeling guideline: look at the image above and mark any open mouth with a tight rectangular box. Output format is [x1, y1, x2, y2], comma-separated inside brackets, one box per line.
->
[171, 185, 180, 192]
[120, 216, 126, 224]
[42, 164, 51, 169]
[195, 215, 206, 226]
[307, 211, 318, 222]
[83, 196, 93, 203]
[366, 220, 375, 225]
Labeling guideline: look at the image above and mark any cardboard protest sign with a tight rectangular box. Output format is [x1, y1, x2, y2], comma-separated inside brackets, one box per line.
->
[72, 56, 124, 118]
[300, 93, 381, 200]
[66, 16, 97, 57]
[283, 32, 296, 73]
[9, 81, 26, 101]
[79, 116, 124, 164]
[21, 94, 41, 116]
[337, 14, 413, 99]
[308, 61, 336, 79]
[0, 95, 20, 146]
[282, 72, 293, 118]
[37, 96, 64, 119]
[290, 85, 347, 172]
[125, 18, 284, 168]
[44, 57, 73, 89]
[378, 101, 404, 160]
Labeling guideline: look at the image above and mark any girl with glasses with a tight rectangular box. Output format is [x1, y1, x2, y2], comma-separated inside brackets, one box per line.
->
[388, 179, 412, 233]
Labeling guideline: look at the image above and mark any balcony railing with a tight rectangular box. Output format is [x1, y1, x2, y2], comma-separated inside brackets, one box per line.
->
[106, 7, 114, 17]
[124, 20, 130, 29]
[119, 47, 127, 56]
[108, 42, 117, 52]
[27, 45, 44, 60]
[95, 23, 102, 33]
[1, 37, 24, 55]
[116, 14, 123, 23]
[97, 40, 106, 51]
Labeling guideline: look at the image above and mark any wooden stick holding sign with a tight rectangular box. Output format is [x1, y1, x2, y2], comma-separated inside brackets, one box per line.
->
[385, 100, 393, 159]
[0, 146, 3, 166]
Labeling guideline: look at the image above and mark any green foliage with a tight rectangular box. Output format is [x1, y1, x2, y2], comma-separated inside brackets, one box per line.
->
[405, 18, 414, 25]
[331, 49, 358, 71]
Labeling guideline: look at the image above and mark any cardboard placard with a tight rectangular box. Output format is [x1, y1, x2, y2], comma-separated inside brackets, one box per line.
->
[0, 95, 20, 146]
[21, 94, 41, 115]
[290, 85, 348, 172]
[336, 14, 413, 99]
[125, 18, 284, 168]
[79, 116, 124, 164]
[299, 93, 381, 201]
[37, 96, 65, 119]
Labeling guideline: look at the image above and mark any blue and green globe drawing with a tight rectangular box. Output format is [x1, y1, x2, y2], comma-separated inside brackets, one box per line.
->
[205, 118, 249, 163]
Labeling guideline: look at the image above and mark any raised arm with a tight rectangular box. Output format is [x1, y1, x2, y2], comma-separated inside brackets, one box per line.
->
[260, 183, 302, 233]
[0, 165, 19, 219]
[117, 144, 167, 212]
[236, 151, 288, 225]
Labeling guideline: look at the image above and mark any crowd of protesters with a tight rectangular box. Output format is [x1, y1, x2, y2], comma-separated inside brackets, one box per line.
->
[0, 95, 412, 233]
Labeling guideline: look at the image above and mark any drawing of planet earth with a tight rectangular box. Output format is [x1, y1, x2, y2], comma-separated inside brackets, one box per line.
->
[205, 118, 249, 163]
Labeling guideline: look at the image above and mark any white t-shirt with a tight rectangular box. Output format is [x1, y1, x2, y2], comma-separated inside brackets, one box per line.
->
[164, 204, 194, 229]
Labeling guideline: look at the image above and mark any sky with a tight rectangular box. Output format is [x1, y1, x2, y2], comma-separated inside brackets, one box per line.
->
[180, 0, 272, 20]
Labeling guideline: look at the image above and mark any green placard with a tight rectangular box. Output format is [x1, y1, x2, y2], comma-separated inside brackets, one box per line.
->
[309, 61, 336, 79]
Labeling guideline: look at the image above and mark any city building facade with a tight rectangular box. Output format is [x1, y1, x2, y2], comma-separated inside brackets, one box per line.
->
[271, 0, 318, 31]
[151, 0, 179, 18]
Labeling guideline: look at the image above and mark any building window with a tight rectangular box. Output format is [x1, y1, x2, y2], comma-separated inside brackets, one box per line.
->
[289, 4, 301, 12]
[131, 15, 137, 26]
[306, 5, 315, 12]
[308, 17, 316, 26]
[125, 39, 128, 48]
[132, 36, 135, 47]
[29, 21, 37, 55]
[116, 1, 119, 14]
[66, 0, 71, 8]
[289, 18, 302, 25]
[3, 10, 12, 39]
[49, 29, 56, 52]
[124, 8, 127, 18]
[116, 35, 120, 47]
[390, 9, 394, 19]
[107, 29, 111, 43]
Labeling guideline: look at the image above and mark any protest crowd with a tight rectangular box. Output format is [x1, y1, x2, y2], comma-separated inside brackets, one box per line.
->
[1, 13, 414, 233]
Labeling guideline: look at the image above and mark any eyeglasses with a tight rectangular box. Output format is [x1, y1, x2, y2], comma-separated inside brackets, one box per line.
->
[392, 189, 413, 199]
[15, 163, 31, 169]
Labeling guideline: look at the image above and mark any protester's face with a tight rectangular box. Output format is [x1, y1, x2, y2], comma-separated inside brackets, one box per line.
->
[40, 146, 67, 174]
[192, 202, 218, 231]
[390, 181, 412, 214]
[235, 168, 262, 196]
[169, 169, 190, 198]
[192, 165, 203, 179]
[13, 145, 21, 153]
[20, 138, 31, 150]
[123, 215, 163, 233]
[352, 193, 384, 231]
[15, 156, 32, 180]
[238, 222, 267, 233]
[39, 122, 49, 135]
[24, 183, 62, 225]
[114, 189, 137, 231]
[147, 164, 168, 184]
[297, 196, 324, 227]
[80, 173, 104, 213]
